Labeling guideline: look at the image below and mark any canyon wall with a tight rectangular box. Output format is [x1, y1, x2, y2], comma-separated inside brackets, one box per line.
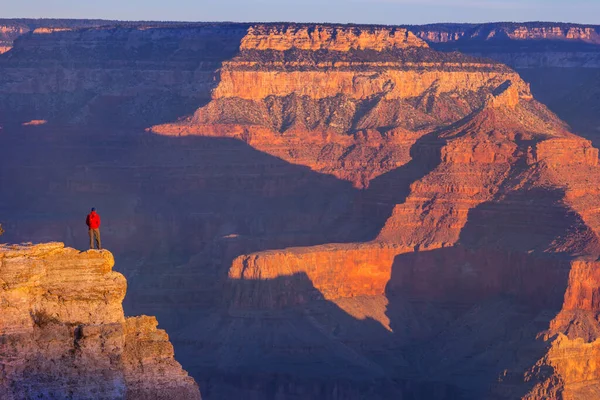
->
[2, 21, 600, 399]
[150, 23, 600, 398]
[0, 19, 115, 53]
[152, 23, 532, 187]
[0, 23, 250, 127]
[220, 90, 600, 398]
[410, 22, 600, 46]
[406, 22, 600, 147]
[2, 19, 598, 146]
[0, 242, 200, 399]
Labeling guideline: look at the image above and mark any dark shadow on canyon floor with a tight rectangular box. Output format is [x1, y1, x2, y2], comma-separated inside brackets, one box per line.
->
[0, 123, 467, 399]
[0, 125, 372, 301]
[192, 271, 466, 400]
[386, 247, 566, 399]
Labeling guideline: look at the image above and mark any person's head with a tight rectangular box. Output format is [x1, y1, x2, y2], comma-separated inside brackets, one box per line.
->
[91, 207, 96, 212]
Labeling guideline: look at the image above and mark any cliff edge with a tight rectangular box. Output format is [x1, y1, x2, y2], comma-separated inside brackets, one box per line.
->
[0, 242, 200, 400]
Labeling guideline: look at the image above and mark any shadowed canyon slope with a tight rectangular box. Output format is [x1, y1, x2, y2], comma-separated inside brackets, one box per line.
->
[0, 243, 200, 399]
[1, 21, 600, 399]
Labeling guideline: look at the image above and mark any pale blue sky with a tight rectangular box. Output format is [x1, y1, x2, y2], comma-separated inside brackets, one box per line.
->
[4, 0, 600, 25]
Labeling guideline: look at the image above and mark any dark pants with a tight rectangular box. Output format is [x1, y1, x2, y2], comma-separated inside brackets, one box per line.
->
[89, 228, 101, 250]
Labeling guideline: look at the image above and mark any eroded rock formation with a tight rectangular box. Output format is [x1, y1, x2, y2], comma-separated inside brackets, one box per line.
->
[0, 242, 200, 399]
[151, 23, 600, 399]
[152, 24, 532, 188]
[406, 22, 600, 148]
[2, 21, 600, 400]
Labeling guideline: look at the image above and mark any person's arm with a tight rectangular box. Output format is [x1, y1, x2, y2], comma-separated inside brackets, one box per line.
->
[97, 214, 101, 227]
[86, 215, 90, 227]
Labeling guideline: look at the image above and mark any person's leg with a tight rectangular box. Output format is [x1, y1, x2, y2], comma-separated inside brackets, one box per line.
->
[89, 229, 94, 249]
[95, 229, 102, 250]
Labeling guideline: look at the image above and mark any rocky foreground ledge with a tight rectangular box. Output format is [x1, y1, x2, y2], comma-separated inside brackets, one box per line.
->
[0, 242, 200, 400]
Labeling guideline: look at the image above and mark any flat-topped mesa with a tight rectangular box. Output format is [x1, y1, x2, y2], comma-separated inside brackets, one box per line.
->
[0, 242, 200, 400]
[240, 24, 428, 51]
[213, 29, 524, 102]
[153, 24, 536, 187]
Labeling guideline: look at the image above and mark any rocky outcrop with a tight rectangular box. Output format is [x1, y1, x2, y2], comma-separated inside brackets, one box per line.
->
[0, 242, 200, 399]
[229, 242, 408, 308]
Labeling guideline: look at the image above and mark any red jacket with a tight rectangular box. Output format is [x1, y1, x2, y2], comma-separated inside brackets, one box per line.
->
[86, 211, 101, 229]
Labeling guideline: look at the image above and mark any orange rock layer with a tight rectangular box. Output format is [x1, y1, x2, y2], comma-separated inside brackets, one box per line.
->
[211, 61, 600, 398]
[240, 24, 428, 51]
[152, 24, 531, 188]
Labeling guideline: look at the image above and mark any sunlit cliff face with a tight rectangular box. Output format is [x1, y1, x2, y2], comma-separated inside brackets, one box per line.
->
[152, 24, 533, 189]
[0, 243, 200, 399]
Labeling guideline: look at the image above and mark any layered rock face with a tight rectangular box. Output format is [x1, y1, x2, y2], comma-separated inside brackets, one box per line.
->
[151, 23, 600, 399]
[407, 22, 600, 147]
[153, 23, 531, 187]
[410, 22, 600, 46]
[221, 86, 600, 398]
[239, 24, 427, 51]
[0, 242, 200, 399]
[220, 111, 600, 399]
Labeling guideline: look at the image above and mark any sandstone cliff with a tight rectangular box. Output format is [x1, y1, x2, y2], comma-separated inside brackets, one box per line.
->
[0, 242, 200, 399]
[224, 95, 600, 397]
[152, 23, 532, 188]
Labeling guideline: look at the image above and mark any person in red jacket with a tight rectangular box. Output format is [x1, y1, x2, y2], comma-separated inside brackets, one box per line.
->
[86, 207, 102, 250]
